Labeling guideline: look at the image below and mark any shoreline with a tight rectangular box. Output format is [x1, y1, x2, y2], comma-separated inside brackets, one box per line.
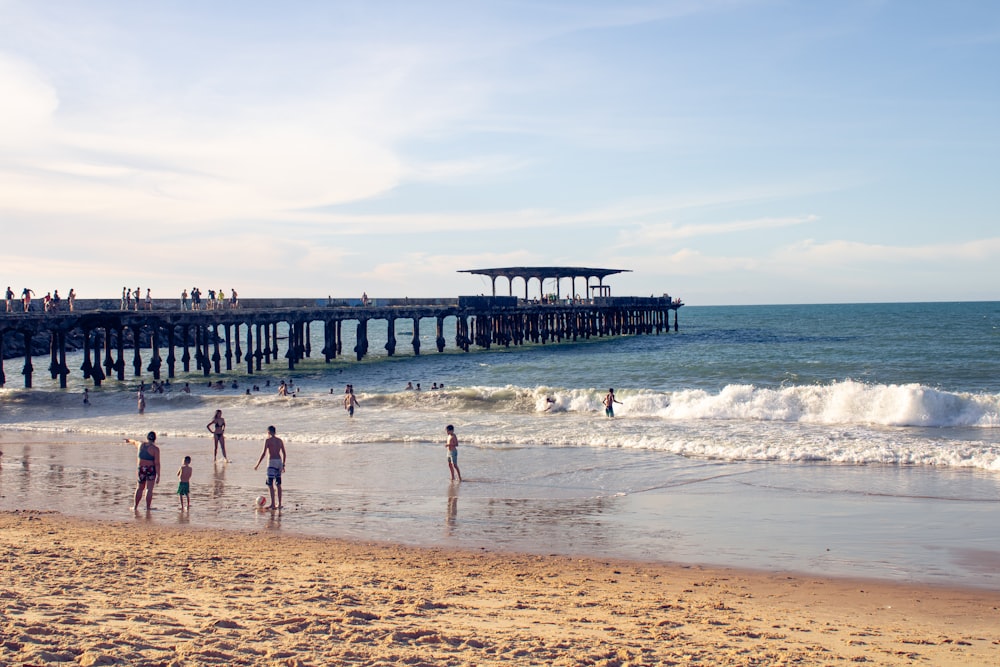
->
[3, 428, 1000, 593]
[3, 510, 998, 666]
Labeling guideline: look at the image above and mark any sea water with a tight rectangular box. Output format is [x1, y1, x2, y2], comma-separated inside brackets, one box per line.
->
[1, 301, 999, 587]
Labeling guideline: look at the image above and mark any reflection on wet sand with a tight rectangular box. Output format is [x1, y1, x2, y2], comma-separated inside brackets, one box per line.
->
[446, 483, 459, 535]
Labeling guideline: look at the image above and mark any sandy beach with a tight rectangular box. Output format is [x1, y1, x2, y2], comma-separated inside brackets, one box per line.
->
[2, 511, 997, 666]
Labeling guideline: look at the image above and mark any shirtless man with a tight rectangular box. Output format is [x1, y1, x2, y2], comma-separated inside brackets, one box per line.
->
[603, 388, 623, 418]
[254, 426, 286, 509]
[207, 409, 228, 461]
[126, 431, 160, 511]
[344, 387, 360, 417]
[445, 424, 462, 482]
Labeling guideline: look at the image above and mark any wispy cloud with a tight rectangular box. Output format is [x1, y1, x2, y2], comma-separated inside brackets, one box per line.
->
[615, 214, 819, 248]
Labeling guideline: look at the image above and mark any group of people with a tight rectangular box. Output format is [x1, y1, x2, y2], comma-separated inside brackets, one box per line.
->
[5, 287, 76, 313]
[126, 417, 465, 512]
[180, 287, 238, 310]
[120, 383, 625, 514]
[120, 286, 152, 311]
[126, 418, 287, 512]
[404, 381, 445, 391]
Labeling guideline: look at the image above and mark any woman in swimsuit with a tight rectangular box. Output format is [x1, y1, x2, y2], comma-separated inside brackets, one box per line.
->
[126, 432, 160, 511]
[207, 410, 228, 461]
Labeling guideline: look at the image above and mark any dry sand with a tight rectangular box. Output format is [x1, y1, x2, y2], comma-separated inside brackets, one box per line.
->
[1, 511, 997, 666]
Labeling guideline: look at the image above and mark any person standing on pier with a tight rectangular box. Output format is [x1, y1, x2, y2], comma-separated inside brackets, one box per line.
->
[67, 288, 76, 312]
[21, 287, 34, 312]
[207, 409, 229, 461]
[6, 286, 15, 312]
[603, 388, 623, 418]
[126, 431, 160, 511]
[254, 426, 286, 509]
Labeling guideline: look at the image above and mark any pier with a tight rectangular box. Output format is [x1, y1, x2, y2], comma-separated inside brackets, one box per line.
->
[0, 268, 682, 389]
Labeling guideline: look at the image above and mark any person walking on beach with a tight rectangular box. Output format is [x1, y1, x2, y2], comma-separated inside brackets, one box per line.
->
[126, 431, 160, 511]
[207, 409, 228, 461]
[254, 426, 286, 509]
[177, 456, 193, 510]
[603, 388, 622, 418]
[446, 424, 462, 482]
[344, 386, 360, 417]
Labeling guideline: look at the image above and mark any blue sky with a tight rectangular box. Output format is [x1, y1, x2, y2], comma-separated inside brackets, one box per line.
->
[1, 1, 998, 305]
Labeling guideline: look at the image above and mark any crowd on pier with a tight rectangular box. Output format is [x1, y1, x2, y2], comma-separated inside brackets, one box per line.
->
[3, 285, 240, 313]
[5, 286, 76, 313]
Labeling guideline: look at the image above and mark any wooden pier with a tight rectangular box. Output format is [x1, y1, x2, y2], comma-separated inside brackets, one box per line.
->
[0, 296, 681, 389]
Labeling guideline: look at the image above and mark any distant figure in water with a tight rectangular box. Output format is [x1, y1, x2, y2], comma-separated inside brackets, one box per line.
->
[207, 409, 228, 461]
[83, 388, 90, 406]
[344, 387, 360, 417]
[137, 388, 146, 414]
[543, 396, 556, 412]
[603, 388, 622, 418]
[445, 424, 462, 482]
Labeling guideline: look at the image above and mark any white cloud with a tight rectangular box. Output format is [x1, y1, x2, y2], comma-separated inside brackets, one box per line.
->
[775, 237, 1000, 267]
[0, 53, 58, 139]
[615, 215, 819, 248]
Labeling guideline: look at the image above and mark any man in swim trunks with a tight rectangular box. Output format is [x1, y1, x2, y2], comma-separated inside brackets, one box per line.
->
[445, 424, 462, 482]
[126, 431, 160, 511]
[344, 387, 360, 417]
[603, 388, 622, 418]
[254, 425, 286, 509]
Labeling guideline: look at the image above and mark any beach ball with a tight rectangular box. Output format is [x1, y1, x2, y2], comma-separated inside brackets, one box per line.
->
[255, 495, 267, 508]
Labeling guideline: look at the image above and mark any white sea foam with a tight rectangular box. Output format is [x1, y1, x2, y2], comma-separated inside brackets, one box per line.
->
[3, 379, 999, 470]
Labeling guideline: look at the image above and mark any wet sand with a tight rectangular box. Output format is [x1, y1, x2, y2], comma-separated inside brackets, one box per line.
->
[2, 430, 1000, 591]
[2, 511, 997, 666]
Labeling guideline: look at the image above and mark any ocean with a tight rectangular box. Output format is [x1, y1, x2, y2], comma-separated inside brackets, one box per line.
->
[2, 301, 999, 588]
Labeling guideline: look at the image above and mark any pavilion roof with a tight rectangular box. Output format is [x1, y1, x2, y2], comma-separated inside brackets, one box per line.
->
[458, 266, 630, 281]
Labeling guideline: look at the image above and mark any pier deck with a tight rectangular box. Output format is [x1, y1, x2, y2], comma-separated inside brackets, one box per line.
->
[0, 297, 682, 388]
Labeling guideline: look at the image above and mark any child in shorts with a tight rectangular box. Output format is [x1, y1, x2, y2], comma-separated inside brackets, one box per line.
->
[177, 456, 193, 510]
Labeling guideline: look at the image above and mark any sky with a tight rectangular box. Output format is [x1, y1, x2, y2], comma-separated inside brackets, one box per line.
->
[1, 1, 998, 305]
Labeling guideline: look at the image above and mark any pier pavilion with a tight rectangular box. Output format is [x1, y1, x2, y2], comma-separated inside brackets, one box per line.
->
[0, 268, 682, 389]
